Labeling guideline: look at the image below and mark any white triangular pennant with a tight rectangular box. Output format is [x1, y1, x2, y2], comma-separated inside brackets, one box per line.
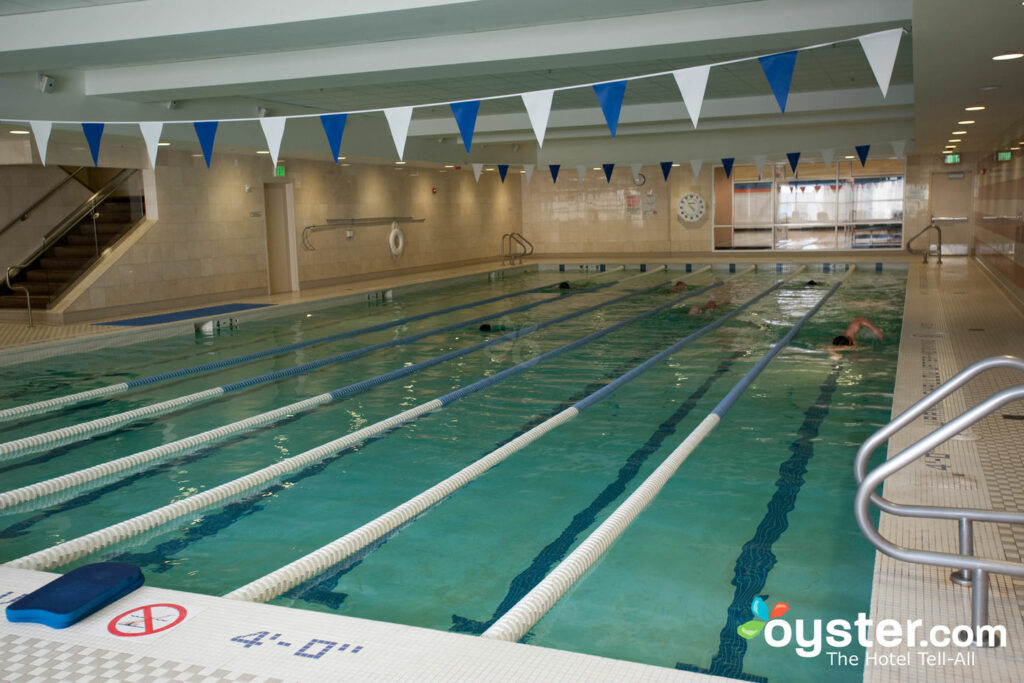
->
[472, 163, 483, 182]
[384, 106, 414, 160]
[630, 163, 643, 182]
[29, 121, 52, 165]
[690, 159, 703, 179]
[891, 140, 906, 157]
[672, 65, 711, 128]
[576, 165, 587, 182]
[521, 89, 554, 148]
[858, 29, 903, 98]
[821, 148, 835, 168]
[138, 122, 163, 168]
[754, 155, 767, 178]
[523, 164, 534, 183]
[259, 117, 287, 168]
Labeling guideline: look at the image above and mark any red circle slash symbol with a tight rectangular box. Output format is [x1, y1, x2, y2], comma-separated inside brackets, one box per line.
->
[107, 603, 187, 637]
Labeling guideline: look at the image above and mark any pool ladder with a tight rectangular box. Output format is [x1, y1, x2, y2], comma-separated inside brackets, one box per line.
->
[501, 232, 533, 265]
[905, 223, 943, 264]
[855, 355, 1024, 646]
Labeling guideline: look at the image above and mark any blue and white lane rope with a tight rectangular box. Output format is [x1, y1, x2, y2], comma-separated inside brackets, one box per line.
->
[0, 270, 668, 461]
[0, 269, 626, 424]
[481, 266, 854, 643]
[3, 270, 725, 569]
[220, 267, 803, 603]
[0, 267, 707, 512]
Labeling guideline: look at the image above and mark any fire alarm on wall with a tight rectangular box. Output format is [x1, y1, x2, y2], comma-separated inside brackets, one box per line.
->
[432, 186, 438, 194]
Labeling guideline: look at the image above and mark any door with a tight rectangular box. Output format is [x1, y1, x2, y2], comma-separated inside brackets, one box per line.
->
[264, 182, 299, 293]
[929, 171, 973, 255]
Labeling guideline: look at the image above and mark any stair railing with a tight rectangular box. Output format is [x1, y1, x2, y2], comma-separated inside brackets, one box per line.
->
[0, 167, 85, 240]
[855, 355, 1024, 646]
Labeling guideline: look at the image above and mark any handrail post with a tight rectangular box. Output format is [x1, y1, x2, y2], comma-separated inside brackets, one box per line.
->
[952, 517, 973, 585]
[4, 266, 33, 327]
[971, 569, 999, 646]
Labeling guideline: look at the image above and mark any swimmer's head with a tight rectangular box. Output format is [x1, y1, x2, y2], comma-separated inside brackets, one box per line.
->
[704, 300, 717, 310]
[558, 281, 571, 289]
[807, 280, 819, 286]
[832, 335, 853, 347]
[688, 305, 702, 315]
[479, 323, 492, 331]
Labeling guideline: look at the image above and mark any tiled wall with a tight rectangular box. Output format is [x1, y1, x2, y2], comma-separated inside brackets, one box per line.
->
[520, 165, 712, 256]
[974, 149, 1024, 301]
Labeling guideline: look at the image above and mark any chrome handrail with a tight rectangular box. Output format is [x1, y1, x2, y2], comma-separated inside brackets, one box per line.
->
[302, 216, 424, 250]
[905, 223, 942, 263]
[501, 232, 532, 265]
[3, 267, 33, 327]
[854, 355, 1024, 646]
[0, 166, 86, 239]
[510, 232, 533, 262]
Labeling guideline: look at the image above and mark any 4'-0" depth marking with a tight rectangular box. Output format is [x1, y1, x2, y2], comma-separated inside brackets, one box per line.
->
[230, 631, 364, 659]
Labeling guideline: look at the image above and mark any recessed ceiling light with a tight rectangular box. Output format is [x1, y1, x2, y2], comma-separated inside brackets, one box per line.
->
[993, 52, 1023, 61]
[256, 150, 269, 154]
[485, 167, 495, 171]
[337, 156, 346, 160]
[948, 139, 962, 143]
[671, 163, 681, 167]
[444, 164, 454, 168]
[395, 160, 405, 165]
[157, 142, 171, 147]
[1011, 146, 1021, 151]
[965, 105, 986, 111]
[519, 170, 526, 174]
[958, 120, 975, 125]
[844, 155, 855, 159]
[341, 163, 351, 167]
[979, 85, 1000, 91]
[9, 129, 29, 135]
[952, 131, 968, 135]
[191, 154, 203, 158]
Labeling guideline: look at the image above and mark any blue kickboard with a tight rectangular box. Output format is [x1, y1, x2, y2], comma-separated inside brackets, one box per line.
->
[6, 562, 143, 629]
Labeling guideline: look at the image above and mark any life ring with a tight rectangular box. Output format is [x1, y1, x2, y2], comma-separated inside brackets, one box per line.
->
[388, 220, 404, 257]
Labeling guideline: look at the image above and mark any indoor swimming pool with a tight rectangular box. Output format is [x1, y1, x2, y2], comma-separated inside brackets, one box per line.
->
[0, 264, 906, 682]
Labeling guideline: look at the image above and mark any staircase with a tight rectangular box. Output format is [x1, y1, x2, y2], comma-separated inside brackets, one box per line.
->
[2, 170, 143, 313]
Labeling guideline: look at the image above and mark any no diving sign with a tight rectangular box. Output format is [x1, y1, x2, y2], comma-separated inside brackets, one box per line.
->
[108, 603, 187, 637]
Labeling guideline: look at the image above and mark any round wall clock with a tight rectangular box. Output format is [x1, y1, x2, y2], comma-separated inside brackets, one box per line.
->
[677, 192, 706, 222]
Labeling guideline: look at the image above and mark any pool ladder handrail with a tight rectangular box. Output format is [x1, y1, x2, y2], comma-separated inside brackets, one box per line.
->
[501, 232, 533, 265]
[905, 223, 943, 264]
[854, 355, 1024, 646]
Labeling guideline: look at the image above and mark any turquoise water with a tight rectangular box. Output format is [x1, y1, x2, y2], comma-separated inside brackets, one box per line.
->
[0, 266, 904, 682]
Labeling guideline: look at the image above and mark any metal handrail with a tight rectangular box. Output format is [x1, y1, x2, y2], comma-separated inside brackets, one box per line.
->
[0, 166, 86, 239]
[854, 355, 1024, 646]
[905, 223, 942, 263]
[501, 232, 533, 265]
[302, 216, 424, 250]
[3, 269, 32, 327]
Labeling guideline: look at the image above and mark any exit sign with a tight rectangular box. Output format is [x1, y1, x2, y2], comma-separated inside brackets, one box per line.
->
[275, 164, 286, 176]
[943, 153, 960, 164]
[996, 151, 1012, 161]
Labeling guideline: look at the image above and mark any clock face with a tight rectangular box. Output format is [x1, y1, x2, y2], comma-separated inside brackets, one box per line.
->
[677, 192, 705, 222]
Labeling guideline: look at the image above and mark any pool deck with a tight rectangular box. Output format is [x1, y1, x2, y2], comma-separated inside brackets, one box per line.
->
[1, 256, 1022, 681]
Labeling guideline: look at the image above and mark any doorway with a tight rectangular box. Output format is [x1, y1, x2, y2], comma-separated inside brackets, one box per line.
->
[263, 182, 299, 294]
[929, 171, 973, 255]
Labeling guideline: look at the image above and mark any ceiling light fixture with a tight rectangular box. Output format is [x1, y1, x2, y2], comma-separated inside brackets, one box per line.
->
[395, 161, 406, 165]
[157, 142, 170, 147]
[965, 105, 986, 111]
[958, 120, 975, 125]
[952, 131, 968, 135]
[992, 52, 1023, 61]
[9, 129, 29, 135]
[444, 165, 454, 168]
[844, 155, 855, 159]
[948, 139, 962, 142]
[256, 150, 269, 154]
[337, 156, 346, 160]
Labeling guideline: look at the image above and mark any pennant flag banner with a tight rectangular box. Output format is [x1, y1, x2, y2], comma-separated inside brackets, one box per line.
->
[498, 164, 509, 182]
[549, 164, 560, 183]
[472, 163, 483, 182]
[690, 159, 703, 179]
[758, 50, 798, 113]
[672, 65, 711, 128]
[630, 163, 643, 182]
[139, 122, 163, 168]
[522, 90, 554, 148]
[603, 163, 614, 183]
[660, 161, 673, 181]
[523, 164, 535, 183]
[858, 29, 903, 98]
[821, 148, 835, 168]
[260, 117, 287, 168]
[721, 157, 735, 178]
[384, 107, 414, 160]
[29, 121, 52, 165]
[450, 100, 481, 153]
[82, 123, 104, 166]
[786, 152, 800, 174]
[320, 113, 348, 162]
[856, 144, 870, 166]
[892, 139, 906, 157]
[754, 155, 767, 178]
[193, 121, 218, 168]
[593, 80, 627, 137]
[576, 165, 587, 182]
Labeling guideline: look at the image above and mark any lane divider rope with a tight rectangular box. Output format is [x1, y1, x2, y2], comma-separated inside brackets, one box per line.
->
[480, 266, 855, 642]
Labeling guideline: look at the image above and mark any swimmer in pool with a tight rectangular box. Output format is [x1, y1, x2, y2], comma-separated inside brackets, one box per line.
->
[806, 280, 819, 286]
[831, 317, 883, 348]
[479, 323, 508, 332]
[669, 280, 688, 293]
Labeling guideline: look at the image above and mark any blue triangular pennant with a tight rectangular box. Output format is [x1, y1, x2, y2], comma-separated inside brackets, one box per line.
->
[593, 81, 627, 137]
[320, 113, 347, 162]
[498, 164, 509, 182]
[787, 152, 800, 173]
[660, 161, 673, 181]
[82, 123, 104, 166]
[450, 100, 481, 153]
[758, 50, 798, 113]
[722, 158, 735, 178]
[193, 121, 218, 168]
[856, 144, 870, 166]
[603, 163, 614, 182]
[549, 164, 560, 183]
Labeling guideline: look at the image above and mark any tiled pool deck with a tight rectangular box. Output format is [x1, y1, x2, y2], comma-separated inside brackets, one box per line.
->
[1, 257, 1022, 681]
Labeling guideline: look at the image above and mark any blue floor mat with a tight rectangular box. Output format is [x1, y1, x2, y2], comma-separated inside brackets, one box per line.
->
[98, 303, 272, 326]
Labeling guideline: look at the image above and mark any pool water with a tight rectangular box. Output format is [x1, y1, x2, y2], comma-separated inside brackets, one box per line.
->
[0, 265, 905, 681]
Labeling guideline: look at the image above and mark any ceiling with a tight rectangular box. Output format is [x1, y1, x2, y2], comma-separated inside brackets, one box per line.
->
[0, 0, 1018, 167]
